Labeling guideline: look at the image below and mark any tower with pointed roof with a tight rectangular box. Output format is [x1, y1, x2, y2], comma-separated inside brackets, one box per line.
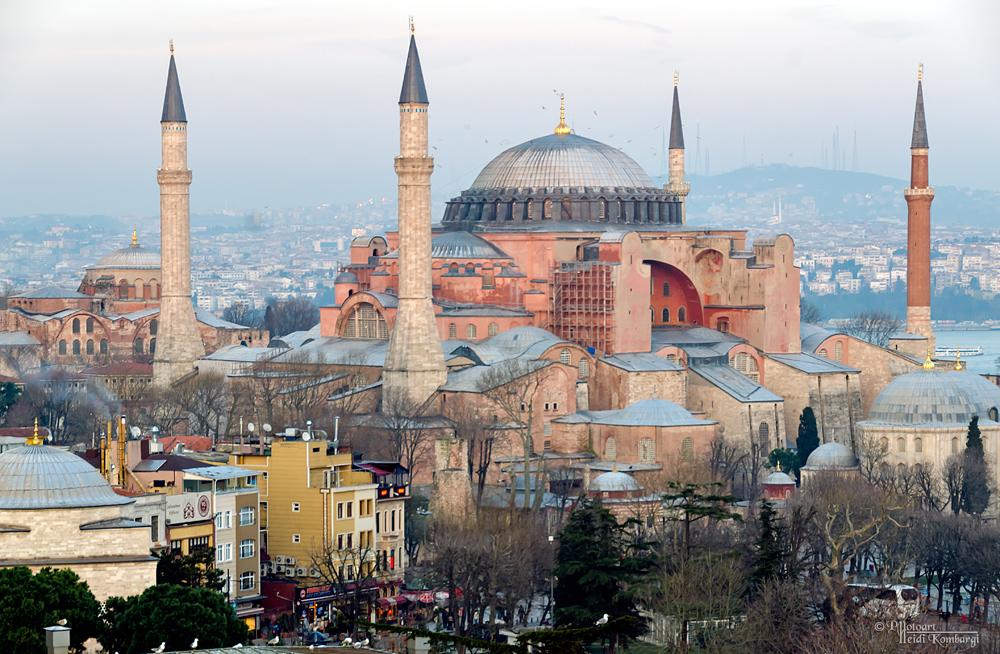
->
[382, 29, 447, 405]
[903, 66, 935, 352]
[153, 45, 205, 386]
[665, 72, 689, 224]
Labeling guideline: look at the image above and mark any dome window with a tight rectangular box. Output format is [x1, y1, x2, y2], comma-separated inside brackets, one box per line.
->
[488, 322, 499, 337]
[559, 349, 571, 365]
[466, 324, 477, 340]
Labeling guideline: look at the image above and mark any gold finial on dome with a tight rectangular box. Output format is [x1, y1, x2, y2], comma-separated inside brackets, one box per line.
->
[409, 16, 414, 34]
[170, 39, 174, 55]
[612, 461, 617, 473]
[27, 418, 43, 446]
[923, 343, 935, 370]
[955, 351, 963, 371]
[918, 62, 922, 82]
[674, 70, 678, 87]
[554, 94, 570, 135]
[132, 227, 138, 245]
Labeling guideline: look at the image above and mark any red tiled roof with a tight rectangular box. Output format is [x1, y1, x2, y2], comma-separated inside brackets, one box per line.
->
[159, 436, 213, 453]
[0, 426, 50, 439]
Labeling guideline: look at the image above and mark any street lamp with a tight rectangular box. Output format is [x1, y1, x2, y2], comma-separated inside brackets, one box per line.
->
[548, 535, 555, 624]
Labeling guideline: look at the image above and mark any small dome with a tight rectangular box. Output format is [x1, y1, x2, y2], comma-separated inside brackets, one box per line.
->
[763, 471, 796, 485]
[866, 369, 1000, 426]
[0, 445, 134, 510]
[470, 133, 656, 191]
[589, 470, 641, 493]
[92, 243, 161, 270]
[804, 443, 858, 470]
[334, 271, 360, 284]
[487, 326, 563, 354]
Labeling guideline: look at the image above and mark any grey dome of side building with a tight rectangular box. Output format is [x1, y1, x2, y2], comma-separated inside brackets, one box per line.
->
[0, 444, 134, 510]
[589, 470, 641, 492]
[334, 271, 360, 284]
[803, 443, 859, 470]
[864, 369, 1000, 427]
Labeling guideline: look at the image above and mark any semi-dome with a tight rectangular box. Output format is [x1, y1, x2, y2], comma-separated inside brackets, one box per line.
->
[470, 133, 656, 191]
[804, 443, 858, 470]
[92, 243, 161, 270]
[866, 369, 1000, 426]
[0, 444, 134, 510]
[589, 470, 641, 493]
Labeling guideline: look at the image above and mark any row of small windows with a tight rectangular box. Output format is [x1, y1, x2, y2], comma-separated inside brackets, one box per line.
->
[71, 318, 157, 336]
[657, 307, 687, 323]
[604, 436, 693, 463]
[730, 353, 760, 383]
[818, 341, 844, 363]
[883, 434, 994, 455]
[344, 303, 389, 339]
[59, 339, 108, 355]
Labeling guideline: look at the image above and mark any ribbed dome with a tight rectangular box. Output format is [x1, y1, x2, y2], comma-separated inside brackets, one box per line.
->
[0, 445, 133, 510]
[589, 471, 641, 492]
[763, 471, 796, 485]
[866, 369, 1000, 426]
[804, 443, 858, 470]
[334, 271, 359, 284]
[488, 326, 563, 354]
[605, 399, 710, 427]
[469, 133, 656, 191]
[93, 243, 161, 270]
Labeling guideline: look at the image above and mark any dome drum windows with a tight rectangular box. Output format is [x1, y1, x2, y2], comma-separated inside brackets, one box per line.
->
[343, 303, 389, 339]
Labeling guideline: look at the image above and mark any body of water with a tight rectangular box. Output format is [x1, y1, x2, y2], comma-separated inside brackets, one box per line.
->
[933, 330, 1000, 375]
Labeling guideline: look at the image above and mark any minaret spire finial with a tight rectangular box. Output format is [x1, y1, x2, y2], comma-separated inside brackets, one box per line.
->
[674, 70, 678, 87]
[918, 62, 922, 81]
[955, 351, 963, 371]
[170, 39, 174, 55]
[410, 16, 414, 34]
[132, 227, 137, 245]
[27, 418, 43, 445]
[923, 343, 935, 370]
[554, 94, 570, 135]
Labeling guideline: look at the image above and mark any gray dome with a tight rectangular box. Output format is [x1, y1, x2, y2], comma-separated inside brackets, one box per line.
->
[469, 133, 656, 191]
[763, 471, 796, 485]
[609, 399, 708, 427]
[334, 271, 359, 284]
[589, 470, 641, 492]
[804, 443, 858, 470]
[866, 369, 1000, 426]
[488, 326, 563, 354]
[0, 445, 133, 510]
[93, 243, 161, 270]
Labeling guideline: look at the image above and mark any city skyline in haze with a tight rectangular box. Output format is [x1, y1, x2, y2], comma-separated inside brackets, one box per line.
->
[1, 0, 997, 219]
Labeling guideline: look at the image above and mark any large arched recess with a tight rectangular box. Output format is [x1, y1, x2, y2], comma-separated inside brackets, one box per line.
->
[646, 261, 704, 326]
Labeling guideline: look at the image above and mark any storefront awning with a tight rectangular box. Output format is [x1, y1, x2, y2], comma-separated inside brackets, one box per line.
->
[376, 596, 410, 608]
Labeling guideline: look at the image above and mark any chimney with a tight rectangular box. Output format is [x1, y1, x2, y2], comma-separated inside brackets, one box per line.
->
[45, 626, 70, 654]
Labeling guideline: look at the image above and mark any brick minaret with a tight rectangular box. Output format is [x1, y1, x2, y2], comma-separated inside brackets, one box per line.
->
[903, 66, 935, 351]
[153, 45, 205, 386]
[382, 31, 446, 405]
[665, 72, 690, 224]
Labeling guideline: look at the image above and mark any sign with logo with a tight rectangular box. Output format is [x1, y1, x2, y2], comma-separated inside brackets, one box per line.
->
[166, 492, 213, 525]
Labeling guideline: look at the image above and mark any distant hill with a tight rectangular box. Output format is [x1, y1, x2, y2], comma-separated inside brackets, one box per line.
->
[652, 164, 1000, 228]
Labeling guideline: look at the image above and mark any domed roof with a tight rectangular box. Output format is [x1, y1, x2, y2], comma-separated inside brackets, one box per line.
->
[334, 271, 360, 284]
[608, 399, 710, 427]
[804, 443, 858, 470]
[0, 444, 134, 510]
[589, 470, 641, 492]
[469, 133, 656, 191]
[488, 326, 564, 354]
[866, 369, 1000, 426]
[93, 243, 161, 270]
[763, 471, 796, 485]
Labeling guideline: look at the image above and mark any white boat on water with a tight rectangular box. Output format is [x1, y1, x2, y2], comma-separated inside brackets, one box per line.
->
[936, 346, 984, 357]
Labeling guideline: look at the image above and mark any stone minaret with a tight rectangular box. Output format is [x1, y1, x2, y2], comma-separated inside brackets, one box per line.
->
[153, 45, 205, 386]
[382, 30, 446, 405]
[904, 66, 935, 351]
[665, 72, 690, 224]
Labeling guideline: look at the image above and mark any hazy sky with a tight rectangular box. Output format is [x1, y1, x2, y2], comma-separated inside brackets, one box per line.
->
[1, 0, 997, 219]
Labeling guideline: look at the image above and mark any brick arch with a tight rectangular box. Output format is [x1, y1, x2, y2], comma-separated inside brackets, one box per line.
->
[727, 343, 763, 384]
[645, 261, 704, 326]
[334, 293, 392, 339]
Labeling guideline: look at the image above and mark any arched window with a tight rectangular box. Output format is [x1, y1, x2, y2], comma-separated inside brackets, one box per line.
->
[897, 437, 906, 453]
[914, 437, 923, 453]
[819, 348, 828, 358]
[466, 324, 477, 340]
[544, 199, 553, 219]
[758, 422, 770, 450]
[559, 349, 571, 365]
[119, 279, 129, 297]
[639, 438, 655, 463]
[990, 408, 999, 422]
[662, 307, 670, 323]
[599, 199, 607, 221]
[352, 373, 366, 390]
[578, 358, 589, 380]
[879, 437, 889, 452]
[448, 323, 457, 339]
[835, 341, 843, 363]
[492, 199, 501, 221]
[72, 318, 80, 334]
[604, 437, 617, 461]
[86, 339, 94, 355]
[72, 340, 81, 355]
[149, 338, 156, 354]
[343, 303, 389, 339]
[730, 353, 760, 383]
[465, 264, 475, 275]
[678, 306, 686, 323]
[100, 339, 108, 354]
[681, 437, 695, 462]
[952, 437, 960, 454]
[526, 199, 534, 219]
[488, 322, 499, 337]
[150, 319, 158, 336]
[663, 281, 670, 297]
[134, 338, 144, 354]
[86, 317, 94, 333]
[58, 340, 67, 355]
[507, 199, 516, 221]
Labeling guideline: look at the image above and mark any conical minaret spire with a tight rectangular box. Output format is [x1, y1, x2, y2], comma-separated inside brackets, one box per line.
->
[383, 30, 447, 406]
[153, 44, 205, 386]
[903, 63, 935, 353]
[665, 71, 690, 224]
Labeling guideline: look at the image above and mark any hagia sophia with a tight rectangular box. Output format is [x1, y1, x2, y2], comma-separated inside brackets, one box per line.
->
[0, 32, 998, 517]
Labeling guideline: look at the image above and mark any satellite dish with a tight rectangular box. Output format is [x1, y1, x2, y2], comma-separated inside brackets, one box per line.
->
[302, 431, 312, 442]
[262, 423, 272, 432]
[130, 426, 141, 438]
[247, 422, 255, 432]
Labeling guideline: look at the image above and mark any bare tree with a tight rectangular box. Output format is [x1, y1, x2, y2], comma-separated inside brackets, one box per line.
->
[172, 372, 229, 444]
[309, 539, 385, 638]
[221, 303, 264, 329]
[844, 309, 903, 348]
[264, 296, 319, 338]
[800, 298, 822, 325]
[447, 395, 496, 507]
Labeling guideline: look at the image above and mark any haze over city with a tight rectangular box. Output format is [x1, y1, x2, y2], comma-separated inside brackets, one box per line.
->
[1, 0, 997, 218]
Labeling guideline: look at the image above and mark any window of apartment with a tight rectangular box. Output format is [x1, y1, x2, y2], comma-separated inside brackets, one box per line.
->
[239, 571, 255, 591]
[150, 515, 159, 542]
[239, 506, 255, 526]
[346, 502, 353, 518]
[292, 502, 300, 513]
[376, 512, 381, 534]
[337, 502, 344, 519]
[337, 534, 344, 550]
[346, 533, 353, 549]
[216, 543, 232, 563]
[347, 565, 355, 581]
[216, 511, 232, 530]
[391, 510, 396, 532]
[189, 536, 210, 552]
[239, 539, 255, 559]
[292, 534, 301, 544]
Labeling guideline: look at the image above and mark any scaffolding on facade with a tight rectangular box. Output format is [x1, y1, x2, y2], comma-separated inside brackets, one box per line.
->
[549, 261, 616, 355]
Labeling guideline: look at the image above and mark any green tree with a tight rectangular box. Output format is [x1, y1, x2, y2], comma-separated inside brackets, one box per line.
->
[0, 381, 20, 424]
[796, 407, 819, 468]
[98, 584, 248, 654]
[767, 448, 800, 479]
[155, 549, 225, 591]
[0, 566, 101, 654]
[961, 415, 991, 515]
[661, 481, 742, 560]
[747, 499, 787, 594]
[554, 498, 651, 650]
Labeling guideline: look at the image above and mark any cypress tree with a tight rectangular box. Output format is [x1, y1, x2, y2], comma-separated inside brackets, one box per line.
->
[796, 407, 820, 468]
[748, 499, 787, 594]
[962, 416, 990, 515]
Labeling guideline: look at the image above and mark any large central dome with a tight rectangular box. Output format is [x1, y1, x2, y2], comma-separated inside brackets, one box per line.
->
[469, 133, 656, 191]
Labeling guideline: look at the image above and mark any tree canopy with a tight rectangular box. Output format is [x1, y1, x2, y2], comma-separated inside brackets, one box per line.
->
[796, 408, 819, 468]
[0, 566, 101, 654]
[155, 549, 225, 591]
